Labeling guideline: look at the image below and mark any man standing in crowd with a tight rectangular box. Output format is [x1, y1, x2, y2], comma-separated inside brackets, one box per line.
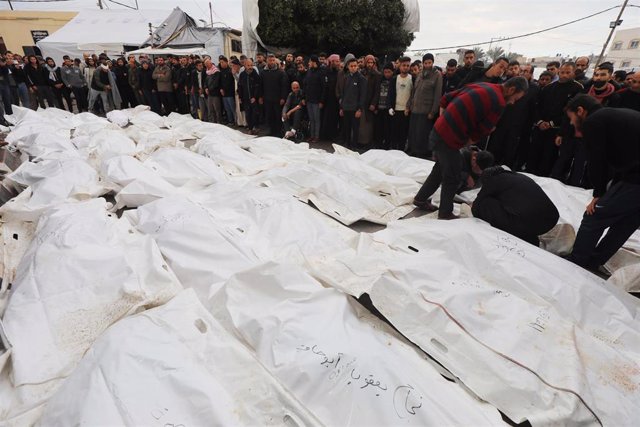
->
[174, 56, 192, 114]
[303, 55, 325, 143]
[528, 62, 582, 177]
[442, 59, 460, 94]
[566, 94, 640, 272]
[91, 60, 119, 113]
[61, 56, 88, 112]
[574, 56, 590, 85]
[413, 77, 528, 220]
[204, 59, 222, 123]
[44, 57, 72, 111]
[261, 54, 289, 137]
[238, 58, 262, 135]
[587, 63, 618, 106]
[459, 57, 508, 86]
[138, 60, 159, 114]
[152, 57, 173, 115]
[472, 166, 559, 246]
[407, 53, 442, 158]
[190, 59, 207, 120]
[219, 56, 237, 125]
[374, 63, 395, 149]
[321, 54, 341, 141]
[359, 54, 381, 146]
[546, 61, 560, 82]
[339, 57, 367, 148]
[612, 71, 640, 111]
[387, 56, 413, 151]
[455, 50, 476, 85]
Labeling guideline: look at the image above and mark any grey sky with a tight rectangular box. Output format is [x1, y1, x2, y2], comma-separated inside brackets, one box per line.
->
[3, 0, 639, 57]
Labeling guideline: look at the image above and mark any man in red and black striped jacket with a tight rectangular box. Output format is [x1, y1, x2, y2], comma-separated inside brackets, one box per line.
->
[414, 77, 528, 219]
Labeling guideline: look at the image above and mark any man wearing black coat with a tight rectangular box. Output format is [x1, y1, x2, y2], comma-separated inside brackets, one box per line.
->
[303, 55, 326, 142]
[260, 54, 289, 137]
[238, 58, 263, 134]
[472, 166, 559, 246]
[566, 95, 640, 271]
[321, 54, 341, 140]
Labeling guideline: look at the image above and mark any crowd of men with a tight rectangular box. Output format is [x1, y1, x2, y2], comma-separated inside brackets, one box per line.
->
[1, 48, 639, 273]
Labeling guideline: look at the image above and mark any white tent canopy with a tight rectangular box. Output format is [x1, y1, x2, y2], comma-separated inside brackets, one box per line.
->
[38, 9, 171, 63]
[128, 47, 208, 56]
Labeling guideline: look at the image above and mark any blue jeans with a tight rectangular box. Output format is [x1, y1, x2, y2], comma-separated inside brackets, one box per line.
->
[307, 102, 321, 139]
[17, 83, 30, 109]
[223, 96, 236, 124]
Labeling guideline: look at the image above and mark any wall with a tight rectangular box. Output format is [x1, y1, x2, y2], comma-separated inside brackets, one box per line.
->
[606, 27, 640, 70]
[0, 11, 77, 56]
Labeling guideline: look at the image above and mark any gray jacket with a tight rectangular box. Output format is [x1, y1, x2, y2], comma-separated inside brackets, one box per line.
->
[340, 71, 367, 112]
[61, 65, 86, 88]
[408, 69, 443, 115]
[152, 64, 172, 92]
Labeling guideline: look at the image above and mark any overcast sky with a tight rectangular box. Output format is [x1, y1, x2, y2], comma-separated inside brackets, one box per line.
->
[3, 0, 640, 58]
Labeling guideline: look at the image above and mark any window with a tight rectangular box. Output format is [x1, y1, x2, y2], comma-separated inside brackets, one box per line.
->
[231, 39, 242, 53]
[621, 61, 631, 68]
[612, 41, 623, 50]
[629, 40, 639, 49]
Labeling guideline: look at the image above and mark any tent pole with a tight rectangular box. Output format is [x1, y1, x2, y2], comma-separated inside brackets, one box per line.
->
[7, 0, 13, 11]
[209, 2, 213, 27]
[97, 0, 103, 10]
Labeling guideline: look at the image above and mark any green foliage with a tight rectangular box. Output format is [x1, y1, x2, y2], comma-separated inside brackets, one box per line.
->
[257, 0, 415, 57]
[486, 46, 505, 62]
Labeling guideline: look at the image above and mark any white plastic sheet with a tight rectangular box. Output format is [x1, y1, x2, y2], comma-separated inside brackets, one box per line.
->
[0, 156, 104, 221]
[220, 263, 501, 426]
[39, 289, 322, 427]
[1, 199, 182, 422]
[260, 163, 415, 225]
[367, 217, 640, 426]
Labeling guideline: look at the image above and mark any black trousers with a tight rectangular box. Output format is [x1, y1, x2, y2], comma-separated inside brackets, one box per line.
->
[71, 86, 89, 112]
[265, 100, 283, 137]
[157, 91, 174, 116]
[551, 137, 588, 187]
[177, 90, 190, 114]
[341, 110, 360, 147]
[244, 102, 259, 130]
[390, 112, 410, 151]
[53, 86, 72, 111]
[373, 109, 391, 149]
[414, 131, 462, 216]
[569, 181, 640, 269]
[472, 197, 557, 246]
[527, 128, 559, 177]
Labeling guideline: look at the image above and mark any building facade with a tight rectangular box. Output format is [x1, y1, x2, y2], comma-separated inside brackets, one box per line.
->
[606, 27, 640, 70]
[0, 11, 77, 56]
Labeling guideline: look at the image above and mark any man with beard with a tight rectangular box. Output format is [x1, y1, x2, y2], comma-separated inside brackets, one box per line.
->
[407, 53, 442, 158]
[454, 50, 476, 85]
[574, 56, 591, 85]
[528, 62, 582, 178]
[321, 54, 341, 141]
[566, 94, 640, 272]
[611, 71, 640, 111]
[586, 63, 618, 106]
[359, 54, 382, 146]
[387, 56, 413, 151]
[44, 57, 72, 111]
[261, 54, 289, 137]
[413, 77, 528, 220]
[303, 55, 326, 143]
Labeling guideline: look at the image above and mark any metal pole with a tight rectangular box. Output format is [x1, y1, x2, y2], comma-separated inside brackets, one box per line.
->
[596, 0, 629, 66]
[97, 0, 103, 10]
[7, 0, 13, 10]
[209, 2, 214, 27]
[135, 0, 139, 10]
